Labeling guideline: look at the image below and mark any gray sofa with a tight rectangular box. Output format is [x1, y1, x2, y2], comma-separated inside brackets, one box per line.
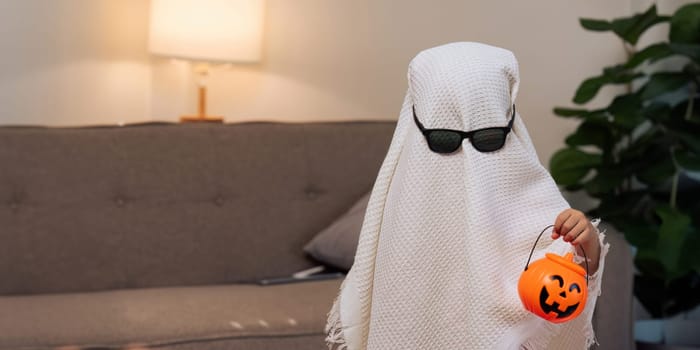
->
[0, 121, 634, 349]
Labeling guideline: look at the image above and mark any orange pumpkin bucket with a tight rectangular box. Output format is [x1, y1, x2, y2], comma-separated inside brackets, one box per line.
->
[518, 225, 589, 323]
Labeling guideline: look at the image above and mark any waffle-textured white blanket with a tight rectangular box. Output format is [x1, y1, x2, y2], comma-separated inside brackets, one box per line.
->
[325, 42, 608, 350]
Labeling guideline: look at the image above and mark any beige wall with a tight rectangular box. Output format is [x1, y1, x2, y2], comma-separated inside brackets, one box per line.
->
[0, 0, 151, 126]
[0, 0, 642, 164]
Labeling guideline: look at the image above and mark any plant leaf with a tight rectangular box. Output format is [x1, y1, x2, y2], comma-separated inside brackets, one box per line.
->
[549, 148, 602, 186]
[619, 127, 663, 160]
[591, 191, 650, 228]
[675, 150, 700, 171]
[623, 221, 658, 249]
[610, 5, 671, 45]
[670, 3, 700, 44]
[565, 120, 613, 149]
[670, 129, 700, 153]
[604, 64, 645, 84]
[573, 66, 644, 104]
[573, 76, 610, 104]
[643, 102, 673, 123]
[608, 94, 645, 129]
[679, 226, 700, 273]
[683, 61, 700, 84]
[553, 108, 611, 122]
[640, 73, 689, 100]
[656, 205, 692, 278]
[625, 43, 674, 68]
[580, 18, 612, 31]
[603, 64, 627, 77]
[637, 154, 677, 185]
[670, 43, 700, 63]
[553, 107, 591, 117]
[584, 167, 627, 196]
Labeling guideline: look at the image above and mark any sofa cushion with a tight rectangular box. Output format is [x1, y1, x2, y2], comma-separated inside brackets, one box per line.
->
[304, 191, 369, 270]
[0, 278, 342, 350]
[0, 122, 394, 295]
[135, 334, 327, 350]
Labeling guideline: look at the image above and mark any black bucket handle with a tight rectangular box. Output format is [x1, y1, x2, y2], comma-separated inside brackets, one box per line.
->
[524, 224, 589, 284]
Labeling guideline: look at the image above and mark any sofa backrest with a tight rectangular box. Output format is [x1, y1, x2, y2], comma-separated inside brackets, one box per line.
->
[0, 121, 395, 295]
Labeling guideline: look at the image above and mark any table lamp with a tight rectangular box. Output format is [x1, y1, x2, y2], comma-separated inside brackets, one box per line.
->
[149, 0, 265, 123]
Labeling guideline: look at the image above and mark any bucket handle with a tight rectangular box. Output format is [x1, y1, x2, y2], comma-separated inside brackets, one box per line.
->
[524, 224, 589, 284]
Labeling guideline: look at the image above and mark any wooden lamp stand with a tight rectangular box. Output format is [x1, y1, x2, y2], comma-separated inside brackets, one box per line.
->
[180, 64, 224, 123]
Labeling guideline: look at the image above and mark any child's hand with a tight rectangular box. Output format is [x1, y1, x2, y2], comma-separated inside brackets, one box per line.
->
[552, 208, 601, 273]
[552, 209, 596, 247]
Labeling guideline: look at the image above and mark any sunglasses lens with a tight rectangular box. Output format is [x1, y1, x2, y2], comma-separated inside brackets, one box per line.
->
[472, 129, 506, 152]
[427, 131, 463, 153]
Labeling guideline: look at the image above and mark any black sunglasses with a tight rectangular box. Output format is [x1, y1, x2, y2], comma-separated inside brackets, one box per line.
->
[413, 105, 516, 153]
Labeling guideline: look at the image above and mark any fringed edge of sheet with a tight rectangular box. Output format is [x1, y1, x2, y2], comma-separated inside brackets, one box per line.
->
[509, 316, 561, 350]
[569, 218, 609, 349]
[582, 219, 610, 349]
[325, 283, 348, 350]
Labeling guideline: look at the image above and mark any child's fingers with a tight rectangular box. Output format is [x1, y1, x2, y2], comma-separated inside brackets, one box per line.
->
[571, 228, 589, 246]
[551, 224, 560, 239]
[559, 214, 579, 241]
[564, 220, 588, 243]
[553, 210, 573, 237]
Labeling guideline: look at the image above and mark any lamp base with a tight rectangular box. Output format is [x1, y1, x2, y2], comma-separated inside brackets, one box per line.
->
[179, 115, 224, 123]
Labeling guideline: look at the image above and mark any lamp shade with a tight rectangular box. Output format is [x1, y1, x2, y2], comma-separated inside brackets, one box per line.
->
[149, 0, 264, 63]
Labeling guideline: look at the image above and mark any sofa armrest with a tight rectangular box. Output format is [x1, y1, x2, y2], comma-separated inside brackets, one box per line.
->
[592, 225, 635, 350]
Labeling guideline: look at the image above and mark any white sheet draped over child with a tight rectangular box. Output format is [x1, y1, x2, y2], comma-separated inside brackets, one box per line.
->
[325, 42, 609, 350]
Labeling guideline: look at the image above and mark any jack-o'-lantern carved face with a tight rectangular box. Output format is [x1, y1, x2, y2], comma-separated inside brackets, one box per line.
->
[539, 274, 582, 319]
[518, 252, 587, 323]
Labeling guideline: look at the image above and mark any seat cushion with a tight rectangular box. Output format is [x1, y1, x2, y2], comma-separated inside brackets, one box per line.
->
[0, 278, 342, 350]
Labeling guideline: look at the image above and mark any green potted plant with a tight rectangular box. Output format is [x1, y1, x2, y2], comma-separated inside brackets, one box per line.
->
[550, 3, 700, 348]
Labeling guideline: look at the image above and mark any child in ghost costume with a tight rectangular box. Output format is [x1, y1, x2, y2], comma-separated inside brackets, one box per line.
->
[325, 42, 609, 350]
